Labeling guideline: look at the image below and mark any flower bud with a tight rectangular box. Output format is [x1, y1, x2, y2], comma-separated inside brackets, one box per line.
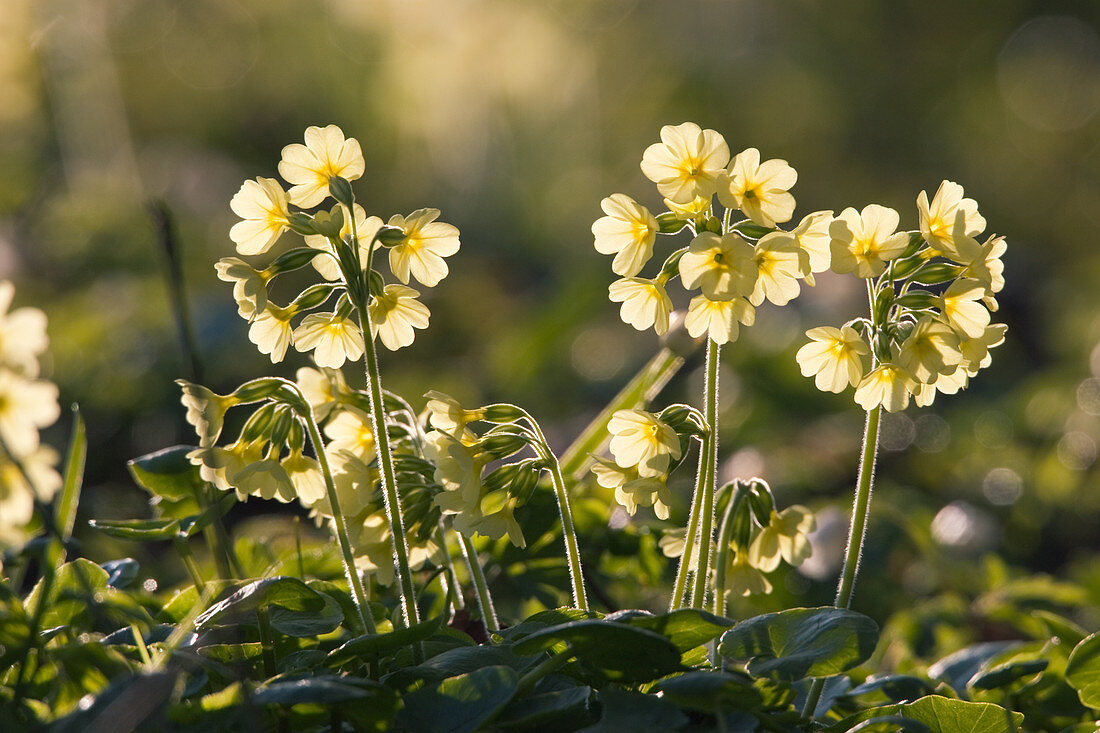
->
[376, 225, 407, 247]
[483, 404, 525, 424]
[233, 377, 293, 403]
[894, 290, 939, 311]
[483, 463, 521, 493]
[328, 176, 355, 208]
[240, 403, 277, 442]
[873, 286, 894, 325]
[747, 479, 775, 526]
[287, 212, 318, 236]
[312, 208, 344, 239]
[912, 263, 962, 285]
[656, 212, 687, 234]
[267, 405, 296, 447]
[270, 247, 322, 274]
[890, 253, 924, 280]
[478, 433, 528, 459]
[291, 283, 338, 311]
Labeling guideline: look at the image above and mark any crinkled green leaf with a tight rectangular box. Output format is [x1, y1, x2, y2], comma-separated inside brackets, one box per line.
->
[268, 590, 343, 637]
[128, 445, 205, 501]
[718, 607, 878, 681]
[512, 618, 682, 683]
[195, 577, 326, 629]
[396, 665, 519, 733]
[1066, 632, 1100, 709]
[614, 608, 735, 653]
[494, 686, 592, 730]
[581, 688, 688, 732]
[251, 676, 391, 706]
[828, 695, 1024, 733]
[653, 670, 762, 712]
[326, 613, 444, 666]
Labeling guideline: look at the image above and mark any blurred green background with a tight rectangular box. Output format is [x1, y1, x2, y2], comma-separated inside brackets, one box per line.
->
[4, 0, 1100, 621]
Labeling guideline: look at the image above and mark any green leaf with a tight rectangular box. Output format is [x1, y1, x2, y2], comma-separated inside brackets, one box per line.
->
[384, 645, 534, 689]
[268, 591, 343, 637]
[653, 670, 762, 712]
[197, 642, 265, 664]
[928, 642, 1020, 693]
[55, 406, 86, 543]
[25, 558, 109, 626]
[717, 607, 879, 681]
[615, 608, 735, 653]
[1066, 632, 1100, 708]
[178, 494, 236, 537]
[251, 676, 391, 706]
[583, 689, 689, 732]
[127, 445, 205, 501]
[512, 619, 682, 683]
[326, 613, 445, 666]
[195, 577, 326, 629]
[89, 517, 181, 541]
[828, 696, 1024, 733]
[396, 665, 520, 733]
[845, 675, 937, 705]
[501, 607, 600, 641]
[845, 717, 931, 732]
[100, 558, 139, 588]
[494, 686, 592, 730]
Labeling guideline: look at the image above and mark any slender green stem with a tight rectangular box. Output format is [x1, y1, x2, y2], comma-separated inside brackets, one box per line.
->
[670, 435, 707, 611]
[300, 408, 376, 635]
[802, 405, 882, 720]
[173, 537, 207, 593]
[257, 607, 278, 677]
[712, 490, 739, 619]
[458, 532, 499, 633]
[351, 293, 421, 630]
[690, 339, 721, 609]
[436, 523, 465, 613]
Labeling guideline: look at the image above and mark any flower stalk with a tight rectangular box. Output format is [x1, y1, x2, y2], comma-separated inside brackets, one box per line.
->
[458, 531, 499, 633]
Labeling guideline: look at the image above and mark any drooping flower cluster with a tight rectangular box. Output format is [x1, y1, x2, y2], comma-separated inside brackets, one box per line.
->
[594, 122, 829, 345]
[0, 282, 61, 553]
[222, 124, 459, 363]
[795, 180, 1006, 412]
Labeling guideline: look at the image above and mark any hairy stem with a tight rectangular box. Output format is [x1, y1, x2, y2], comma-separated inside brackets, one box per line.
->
[458, 532, 499, 633]
[690, 340, 721, 609]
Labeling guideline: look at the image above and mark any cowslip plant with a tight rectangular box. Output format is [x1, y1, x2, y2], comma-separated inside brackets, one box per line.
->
[797, 180, 1007, 717]
[593, 122, 829, 612]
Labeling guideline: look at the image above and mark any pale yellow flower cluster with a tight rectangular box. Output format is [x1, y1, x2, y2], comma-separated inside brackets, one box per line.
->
[0, 282, 61, 551]
[223, 124, 460, 365]
[419, 391, 536, 549]
[594, 122, 825, 345]
[796, 180, 1006, 412]
[594, 409, 682, 519]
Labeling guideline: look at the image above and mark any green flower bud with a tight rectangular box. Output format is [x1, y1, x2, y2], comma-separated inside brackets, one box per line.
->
[901, 231, 924, 259]
[873, 286, 895, 325]
[703, 216, 723, 234]
[269, 247, 322, 275]
[240, 403, 277, 442]
[660, 247, 687, 280]
[287, 212, 318, 236]
[478, 433, 529, 459]
[290, 283, 338, 311]
[747, 479, 775, 526]
[368, 269, 386, 298]
[233, 377, 293, 403]
[267, 405, 296, 447]
[890, 253, 924, 280]
[894, 290, 939, 311]
[483, 404, 525, 424]
[731, 221, 774, 239]
[912, 263, 962, 285]
[483, 463, 521, 493]
[656, 212, 687, 234]
[328, 176, 355, 208]
[376, 225, 407, 247]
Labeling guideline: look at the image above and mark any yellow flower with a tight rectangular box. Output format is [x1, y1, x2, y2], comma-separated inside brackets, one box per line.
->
[917, 180, 985, 259]
[663, 195, 711, 222]
[957, 234, 1006, 305]
[789, 210, 834, 284]
[215, 257, 269, 318]
[425, 429, 484, 516]
[188, 438, 264, 494]
[178, 380, 239, 447]
[608, 277, 673, 336]
[592, 194, 658, 277]
[281, 449, 326, 507]
[248, 305, 295, 363]
[0, 282, 48, 377]
[292, 312, 364, 368]
[607, 409, 681, 478]
[424, 391, 484, 438]
[233, 448, 297, 503]
[959, 322, 1007, 376]
[278, 124, 365, 208]
[829, 205, 909, 278]
[718, 148, 797, 227]
[457, 490, 526, 548]
[295, 366, 349, 421]
[796, 326, 870, 393]
[640, 122, 730, 203]
[314, 450, 376, 519]
[725, 553, 773, 597]
[854, 363, 913, 412]
[684, 295, 755, 345]
[750, 235, 803, 306]
[351, 511, 437, 586]
[897, 317, 963, 384]
[387, 209, 461, 288]
[940, 279, 991, 338]
[1, 445, 61, 541]
[591, 456, 673, 520]
[678, 232, 758, 300]
[323, 406, 376, 461]
[748, 506, 816, 572]
[303, 205, 383, 281]
[229, 177, 290, 256]
[0, 371, 60, 454]
[369, 284, 430, 350]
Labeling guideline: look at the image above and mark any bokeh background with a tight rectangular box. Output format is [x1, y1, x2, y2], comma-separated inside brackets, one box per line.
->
[5, 0, 1100, 625]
